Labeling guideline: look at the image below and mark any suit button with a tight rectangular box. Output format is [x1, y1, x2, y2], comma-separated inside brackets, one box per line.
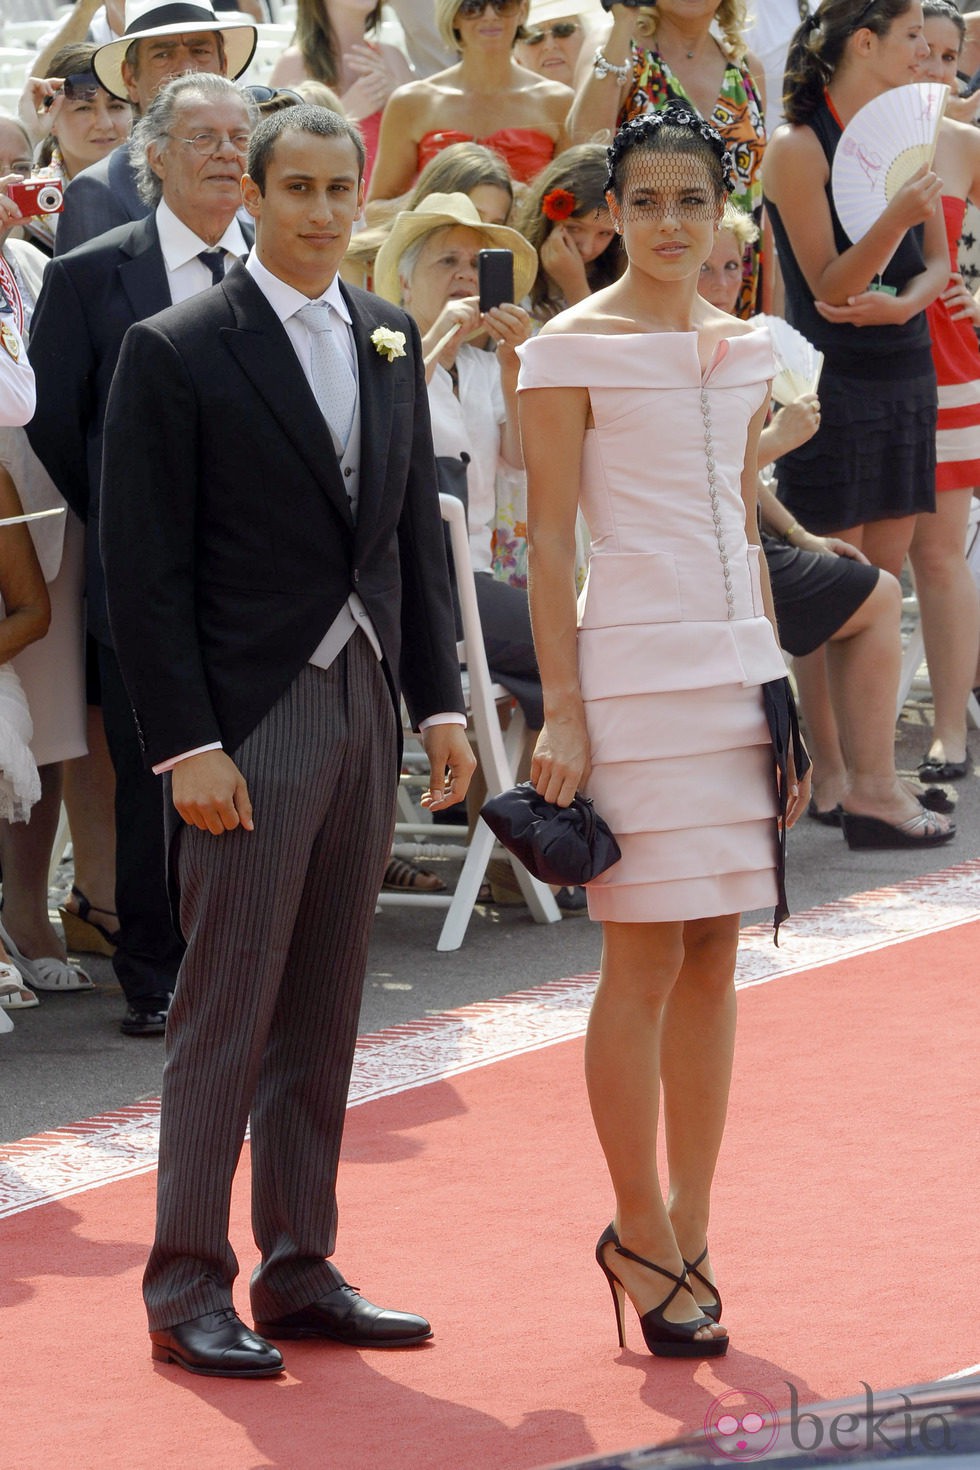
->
[344, 466, 354, 477]
[353, 569, 360, 583]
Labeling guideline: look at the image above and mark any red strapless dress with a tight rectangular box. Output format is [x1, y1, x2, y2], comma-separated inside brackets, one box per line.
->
[416, 128, 555, 184]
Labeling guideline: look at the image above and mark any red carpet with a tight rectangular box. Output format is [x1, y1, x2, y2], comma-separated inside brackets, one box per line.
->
[1, 911, 978, 1470]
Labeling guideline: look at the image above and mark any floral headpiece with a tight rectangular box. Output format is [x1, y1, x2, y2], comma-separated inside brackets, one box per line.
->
[542, 187, 577, 222]
[604, 102, 738, 198]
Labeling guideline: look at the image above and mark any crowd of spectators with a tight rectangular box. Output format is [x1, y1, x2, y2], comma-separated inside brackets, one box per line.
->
[0, 0, 977, 1032]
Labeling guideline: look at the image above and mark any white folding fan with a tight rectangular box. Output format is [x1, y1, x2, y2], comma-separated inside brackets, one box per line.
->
[750, 314, 824, 407]
[831, 82, 948, 245]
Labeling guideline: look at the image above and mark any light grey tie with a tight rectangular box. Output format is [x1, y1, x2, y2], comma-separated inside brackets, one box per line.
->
[296, 299, 356, 449]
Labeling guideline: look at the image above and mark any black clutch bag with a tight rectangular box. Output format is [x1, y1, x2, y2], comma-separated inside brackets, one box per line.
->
[480, 783, 622, 887]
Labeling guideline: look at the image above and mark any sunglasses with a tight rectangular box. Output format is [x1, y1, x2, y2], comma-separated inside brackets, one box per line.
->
[455, 0, 524, 19]
[43, 70, 103, 107]
[64, 71, 103, 100]
[243, 84, 305, 105]
[523, 21, 579, 42]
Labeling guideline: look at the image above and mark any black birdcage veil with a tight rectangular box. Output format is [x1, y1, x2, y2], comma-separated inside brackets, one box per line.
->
[605, 105, 736, 223]
[613, 142, 725, 223]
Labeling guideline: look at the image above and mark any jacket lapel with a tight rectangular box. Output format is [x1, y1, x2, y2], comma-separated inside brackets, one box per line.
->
[218, 263, 354, 531]
[117, 215, 171, 322]
[343, 285, 395, 547]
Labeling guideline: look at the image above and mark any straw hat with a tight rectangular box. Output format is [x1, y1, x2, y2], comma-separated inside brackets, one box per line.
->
[373, 192, 538, 305]
[93, 0, 257, 101]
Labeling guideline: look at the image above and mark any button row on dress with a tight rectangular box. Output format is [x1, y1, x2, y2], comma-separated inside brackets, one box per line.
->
[700, 390, 735, 619]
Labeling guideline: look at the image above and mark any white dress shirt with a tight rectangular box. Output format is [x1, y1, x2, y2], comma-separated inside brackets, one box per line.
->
[155, 200, 249, 304]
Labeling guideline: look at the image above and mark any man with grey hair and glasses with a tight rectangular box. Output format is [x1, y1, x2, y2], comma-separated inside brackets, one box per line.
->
[53, 0, 256, 253]
[26, 73, 257, 1037]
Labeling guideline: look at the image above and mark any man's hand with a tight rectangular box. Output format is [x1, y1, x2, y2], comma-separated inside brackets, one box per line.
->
[419, 724, 476, 811]
[172, 750, 254, 834]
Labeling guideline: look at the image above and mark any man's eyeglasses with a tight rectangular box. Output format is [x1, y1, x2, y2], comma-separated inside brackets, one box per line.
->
[455, 0, 524, 20]
[523, 21, 580, 43]
[167, 130, 251, 156]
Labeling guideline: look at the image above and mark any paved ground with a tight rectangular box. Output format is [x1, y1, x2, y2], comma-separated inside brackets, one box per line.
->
[1, 704, 976, 1145]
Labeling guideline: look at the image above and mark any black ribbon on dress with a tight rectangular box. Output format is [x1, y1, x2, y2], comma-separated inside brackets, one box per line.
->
[763, 675, 811, 944]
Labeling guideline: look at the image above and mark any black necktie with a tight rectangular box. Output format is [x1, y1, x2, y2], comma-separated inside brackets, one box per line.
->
[197, 249, 226, 286]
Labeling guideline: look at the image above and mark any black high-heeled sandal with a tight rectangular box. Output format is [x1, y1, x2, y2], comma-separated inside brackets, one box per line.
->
[595, 1224, 728, 1359]
[683, 1245, 722, 1324]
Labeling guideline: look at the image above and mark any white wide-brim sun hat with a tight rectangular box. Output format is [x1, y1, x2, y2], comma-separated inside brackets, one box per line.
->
[373, 192, 538, 306]
[93, 0, 257, 101]
[524, 0, 586, 30]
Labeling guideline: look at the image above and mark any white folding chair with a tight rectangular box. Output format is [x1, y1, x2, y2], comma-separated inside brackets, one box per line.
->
[897, 494, 980, 728]
[376, 494, 561, 950]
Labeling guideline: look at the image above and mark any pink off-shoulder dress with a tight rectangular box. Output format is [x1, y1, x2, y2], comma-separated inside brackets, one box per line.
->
[516, 327, 786, 923]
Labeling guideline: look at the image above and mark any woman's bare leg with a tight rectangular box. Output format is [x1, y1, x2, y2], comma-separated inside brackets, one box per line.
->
[662, 913, 740, 1304]
[61, 706, 117, 923]
[586, 917, 726, 1337]
[792, 646, 846, 812]
[0, 763, 66, 958]
[909, 490, 980, 767]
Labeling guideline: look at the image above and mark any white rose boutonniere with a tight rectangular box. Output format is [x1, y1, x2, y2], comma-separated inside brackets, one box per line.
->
[371, 326, 407, 363]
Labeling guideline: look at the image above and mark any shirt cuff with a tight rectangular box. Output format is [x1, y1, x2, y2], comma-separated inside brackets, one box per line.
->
[152, 742, 223, 775]
[417, 712, 467, 731]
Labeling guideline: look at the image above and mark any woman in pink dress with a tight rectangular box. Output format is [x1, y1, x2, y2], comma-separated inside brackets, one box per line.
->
[518, 105, 809, 1359]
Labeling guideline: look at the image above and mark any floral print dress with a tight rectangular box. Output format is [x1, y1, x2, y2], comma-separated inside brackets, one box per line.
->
[621, 46, 766, 317]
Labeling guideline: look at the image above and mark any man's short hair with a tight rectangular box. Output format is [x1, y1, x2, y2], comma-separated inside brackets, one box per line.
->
[246, 104, 366, 194]
[131, 72, 259, 206]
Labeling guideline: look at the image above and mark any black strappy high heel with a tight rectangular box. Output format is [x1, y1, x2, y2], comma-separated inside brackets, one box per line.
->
[595, 1224, 728, 1358]
[683, 1245, 722, 1324]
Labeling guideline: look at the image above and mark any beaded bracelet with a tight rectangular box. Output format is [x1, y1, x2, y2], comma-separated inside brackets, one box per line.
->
[782, 519, 801, 543]
[592, 47, 630, 82]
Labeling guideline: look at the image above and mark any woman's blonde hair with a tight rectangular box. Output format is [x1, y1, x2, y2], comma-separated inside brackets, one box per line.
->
[633, 0, 748, 60]
[719, 202, 759, 250]
[435, 0, 529, 53]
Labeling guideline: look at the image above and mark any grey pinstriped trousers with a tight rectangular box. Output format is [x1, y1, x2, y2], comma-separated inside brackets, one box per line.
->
[143, 637, 397, 1331]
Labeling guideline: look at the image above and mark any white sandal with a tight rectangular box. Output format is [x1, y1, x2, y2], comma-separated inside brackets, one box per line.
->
[0, 921, 94, 993]
[0, 960, 37, 1009]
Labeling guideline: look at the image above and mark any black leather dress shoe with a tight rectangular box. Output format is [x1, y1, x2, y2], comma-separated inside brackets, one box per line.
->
[120, 997, 171, 1037]
[150, 1308, 284, 1377]
[255, 1284, 432, 1348]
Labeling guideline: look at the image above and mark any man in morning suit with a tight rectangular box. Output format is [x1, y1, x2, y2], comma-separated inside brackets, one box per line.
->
[99, 105, 476, 1378]
[55, 0, 256, 254]
[27, 74, 258, 1035]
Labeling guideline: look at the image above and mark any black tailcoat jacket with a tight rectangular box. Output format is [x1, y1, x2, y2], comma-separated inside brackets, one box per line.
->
[99, 262, 463, 770]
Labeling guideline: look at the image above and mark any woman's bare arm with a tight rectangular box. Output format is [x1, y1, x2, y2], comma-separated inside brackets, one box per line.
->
[763, 124, 943, 306]
[521, 376, 590, 805]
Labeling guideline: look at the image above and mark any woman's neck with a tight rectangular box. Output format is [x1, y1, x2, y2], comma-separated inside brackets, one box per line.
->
[826, 62, 892, 128]
[653, 13, 714, 65]
[613, 264, 702, 333]
[457, 45, 520, 90]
